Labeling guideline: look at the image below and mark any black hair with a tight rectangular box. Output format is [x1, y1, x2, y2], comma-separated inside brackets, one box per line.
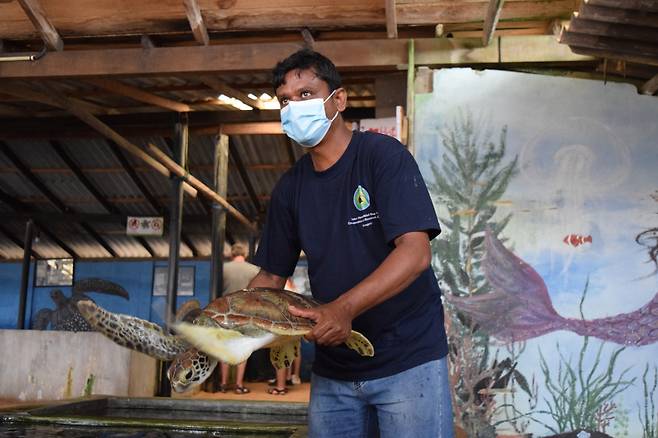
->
[271, 49, 342, 93]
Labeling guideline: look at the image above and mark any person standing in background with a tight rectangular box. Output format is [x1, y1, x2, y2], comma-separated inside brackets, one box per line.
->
[220, 242, 260, 394]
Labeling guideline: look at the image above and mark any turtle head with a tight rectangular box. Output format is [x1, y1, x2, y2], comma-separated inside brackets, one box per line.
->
[167, 349, 218, 393]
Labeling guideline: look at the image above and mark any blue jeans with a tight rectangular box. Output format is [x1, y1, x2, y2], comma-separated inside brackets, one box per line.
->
[308, 357, 454, 438]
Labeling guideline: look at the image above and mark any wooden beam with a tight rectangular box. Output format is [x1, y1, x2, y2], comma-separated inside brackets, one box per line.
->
[0, 83, 199, 197]
[1, 0, 578, 40]
[200, 75, 264, 110]
[579, 2, 658, 28]
[385, 0, 398, 39]
[483, 0, 506, 46]
[183, 0, 209, 46]
[0, 36, 591, 79]
[568, 16, 658, 43]
[585, 0, 658, 12]
[86, 78, 192, 113]
[561, 30, 658, 62]
[640, 73, 658, 95]
[0, 103, 31, 117]
[16, 0, 63, 51]
[146, 143, 257, 232]
[301, 28, 315, 49]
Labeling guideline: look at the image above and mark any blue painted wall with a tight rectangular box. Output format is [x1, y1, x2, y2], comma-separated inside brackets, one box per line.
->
[0, 260, 212, 329]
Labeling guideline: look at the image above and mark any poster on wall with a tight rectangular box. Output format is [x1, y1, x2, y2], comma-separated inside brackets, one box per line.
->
[415, 68, 658, 437]
[152, 266, 195, 296]
[35, 259, 74, 287]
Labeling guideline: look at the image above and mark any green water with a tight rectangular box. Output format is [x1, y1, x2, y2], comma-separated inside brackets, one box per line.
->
[0, 424, 291, 437]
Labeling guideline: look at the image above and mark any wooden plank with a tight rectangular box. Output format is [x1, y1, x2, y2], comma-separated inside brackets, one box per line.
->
[0, 36, 590, 79]
[183, 0, 209, 45]
[585, 0, 658, 13]
[640, 73, 658, 95]
[578, 2, 658, 28]
[16, 0, 63, 51]
[568, 16, 658, 43]
[561, 30, 658, 59]
[0, 0, 579, 39]
[146, 142, 257, 232]
[220, 121, 282, 135]
[482, 0, 505, 45]
[386, 0, 398, 39]
[85, 78, 192, 112]
[567, 45, 658, 67]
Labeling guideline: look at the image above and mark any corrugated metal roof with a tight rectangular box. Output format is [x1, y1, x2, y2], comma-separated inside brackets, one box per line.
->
[0, 130, 296, 260]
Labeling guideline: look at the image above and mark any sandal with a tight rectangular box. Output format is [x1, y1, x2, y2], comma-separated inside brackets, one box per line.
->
[234, 386, 250, 394]
[219, 384, 228, 393]
[267, 387, 288, 395]
[268, 379, 293, 387]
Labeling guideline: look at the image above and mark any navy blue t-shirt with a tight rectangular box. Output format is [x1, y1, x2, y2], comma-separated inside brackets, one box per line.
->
[254, 130, 448, 381]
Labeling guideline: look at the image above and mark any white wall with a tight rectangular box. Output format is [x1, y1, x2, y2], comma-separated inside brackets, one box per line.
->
[0, 330, 157, 401]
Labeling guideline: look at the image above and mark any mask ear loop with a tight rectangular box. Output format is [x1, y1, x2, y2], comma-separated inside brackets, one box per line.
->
[324, 89, 340, 122]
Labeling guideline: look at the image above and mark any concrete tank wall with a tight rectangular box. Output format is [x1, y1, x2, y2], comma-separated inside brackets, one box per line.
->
[0, 330, 157, 401]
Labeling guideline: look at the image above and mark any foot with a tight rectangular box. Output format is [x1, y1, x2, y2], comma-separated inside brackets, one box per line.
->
[219, 384, 228, 393]
[234, 386, 250, 394]
[291, 375, 301, 385]
[267, 387, 288, 395]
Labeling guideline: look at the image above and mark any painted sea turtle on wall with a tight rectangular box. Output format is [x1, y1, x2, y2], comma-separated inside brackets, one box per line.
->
[32, 278, 130, 331]
[77, 287, 374, 392]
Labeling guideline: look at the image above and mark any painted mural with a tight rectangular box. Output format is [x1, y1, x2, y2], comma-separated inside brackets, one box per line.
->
[415, 69, 658, 437]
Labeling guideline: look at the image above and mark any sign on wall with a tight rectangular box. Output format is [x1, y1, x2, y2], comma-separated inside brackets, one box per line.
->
[126, 217, 164, 236]
[152, 266, 194, 296]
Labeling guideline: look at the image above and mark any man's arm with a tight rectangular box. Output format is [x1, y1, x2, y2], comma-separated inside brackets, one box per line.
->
[248, 269, 288, 290]
[289, 230, 431, 346]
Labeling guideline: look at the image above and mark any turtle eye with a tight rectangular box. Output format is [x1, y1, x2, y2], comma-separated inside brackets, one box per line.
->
[185, 371, 193, 380]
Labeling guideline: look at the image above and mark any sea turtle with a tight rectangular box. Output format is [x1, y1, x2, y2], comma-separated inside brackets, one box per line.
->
[32, 278, 129, 331]
[174, 288, 374, 369]
[76, 298, 216, 393]
[76, 287, 374, 392]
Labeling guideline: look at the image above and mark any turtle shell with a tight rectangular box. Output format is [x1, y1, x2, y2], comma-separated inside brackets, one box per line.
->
[202, 287, 319, 335]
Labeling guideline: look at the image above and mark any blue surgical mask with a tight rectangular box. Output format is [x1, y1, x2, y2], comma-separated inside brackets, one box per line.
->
[280, 90, 339, 148]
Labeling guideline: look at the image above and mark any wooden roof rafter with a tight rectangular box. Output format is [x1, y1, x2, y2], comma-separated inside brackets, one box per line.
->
[85, 78, 192, 113]
[16, 0, 63, 51]
[183, 0, 209, 46]
[483, 0, 506, 46]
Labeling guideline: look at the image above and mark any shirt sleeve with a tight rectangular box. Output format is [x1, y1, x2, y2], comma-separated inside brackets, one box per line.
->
[372, 143, 441, 245]
[253, 175, 301, 278]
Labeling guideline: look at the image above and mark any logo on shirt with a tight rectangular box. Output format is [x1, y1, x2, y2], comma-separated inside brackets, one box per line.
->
[353, 185, 371, 211]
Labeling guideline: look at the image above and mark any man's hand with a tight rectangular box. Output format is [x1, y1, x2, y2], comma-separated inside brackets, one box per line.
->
[288, 301, 353, 347]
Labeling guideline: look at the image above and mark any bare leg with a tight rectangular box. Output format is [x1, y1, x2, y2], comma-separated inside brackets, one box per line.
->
[291, 356, 301, 384]
[234, 361, 250, 393]
[220, 362, 230, 392]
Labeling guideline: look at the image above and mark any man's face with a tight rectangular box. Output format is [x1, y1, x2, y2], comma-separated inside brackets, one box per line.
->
[276, 68, 335, 114]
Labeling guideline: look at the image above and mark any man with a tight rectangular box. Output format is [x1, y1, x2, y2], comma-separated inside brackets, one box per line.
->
[220, 242, 259, 394]
[249, 49, 453, 437]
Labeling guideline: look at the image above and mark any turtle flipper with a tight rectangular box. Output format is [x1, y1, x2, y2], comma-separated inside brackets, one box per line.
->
[77, 300, 187, 361]
[174, 322, 276, 365]
[270, 339, 300, 370]
[345, 330, 375, 357]
[72, 279, 130, 301]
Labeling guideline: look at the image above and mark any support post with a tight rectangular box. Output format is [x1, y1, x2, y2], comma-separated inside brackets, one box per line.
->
[405, 39, 416, 154]
[18, 219, 35, 329]
[210, 134, 229, 302]
[159, 112, 188, 397]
